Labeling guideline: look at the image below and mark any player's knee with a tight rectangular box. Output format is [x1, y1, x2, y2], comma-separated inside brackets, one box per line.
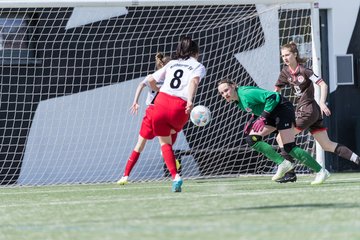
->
[283, 142, 296, 153]
[246, 135, 263, 147]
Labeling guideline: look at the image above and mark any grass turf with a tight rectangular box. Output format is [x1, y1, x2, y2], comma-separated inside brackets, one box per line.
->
[1, 172, 360, 240]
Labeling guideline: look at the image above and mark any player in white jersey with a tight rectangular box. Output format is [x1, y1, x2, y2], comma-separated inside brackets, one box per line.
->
[147, 36, 206, 192]
[117, 53, 177, 185]
[154, 57, 205, 101]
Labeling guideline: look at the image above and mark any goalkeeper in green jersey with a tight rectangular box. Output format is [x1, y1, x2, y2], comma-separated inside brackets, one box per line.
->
[217, 79, 330, 185]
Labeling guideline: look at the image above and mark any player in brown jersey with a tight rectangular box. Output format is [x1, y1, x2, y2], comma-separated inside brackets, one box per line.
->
[274, 42, 360, 184]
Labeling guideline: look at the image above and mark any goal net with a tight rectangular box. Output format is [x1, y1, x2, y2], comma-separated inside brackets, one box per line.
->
[0, 0, 318, 186]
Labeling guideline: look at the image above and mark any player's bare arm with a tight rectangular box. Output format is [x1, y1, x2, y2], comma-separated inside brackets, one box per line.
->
[318, 80, 331, 116]
[186, 76, 200, 114]
[130, 82, 146, 115]
[147, 75, 160, 92]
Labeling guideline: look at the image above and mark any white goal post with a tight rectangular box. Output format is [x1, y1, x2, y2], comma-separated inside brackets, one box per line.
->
[0, 0, 323, 186]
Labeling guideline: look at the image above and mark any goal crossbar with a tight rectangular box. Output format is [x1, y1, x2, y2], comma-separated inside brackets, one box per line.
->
[0, 0, 314, 8]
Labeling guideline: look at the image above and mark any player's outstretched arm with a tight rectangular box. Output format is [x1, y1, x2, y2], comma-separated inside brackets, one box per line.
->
[130, 81, 146, 115]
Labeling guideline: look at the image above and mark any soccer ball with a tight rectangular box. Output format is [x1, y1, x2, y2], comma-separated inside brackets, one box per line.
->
[190, 105, 211, 127]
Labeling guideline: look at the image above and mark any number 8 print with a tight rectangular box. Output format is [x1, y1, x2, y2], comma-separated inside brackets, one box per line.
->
[170, 69, 183, 89]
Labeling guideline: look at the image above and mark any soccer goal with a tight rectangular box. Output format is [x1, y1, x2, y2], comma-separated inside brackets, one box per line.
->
[0, 0, 322, 186]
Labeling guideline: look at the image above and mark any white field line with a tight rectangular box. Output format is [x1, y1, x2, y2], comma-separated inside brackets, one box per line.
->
[1, 185, 360, 208]
[0, 177, 359, 196]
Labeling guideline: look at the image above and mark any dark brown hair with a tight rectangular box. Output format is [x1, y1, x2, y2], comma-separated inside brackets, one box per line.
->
[217, 78, 236, 87]
[281, 41, 307, 64]
[175, 36, 199, 60]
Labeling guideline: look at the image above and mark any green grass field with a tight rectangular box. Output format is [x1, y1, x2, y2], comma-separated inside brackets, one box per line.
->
[1, 173, 360, 240]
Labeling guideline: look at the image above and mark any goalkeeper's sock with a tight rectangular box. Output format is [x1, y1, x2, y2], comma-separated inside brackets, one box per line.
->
[289, 146, 322, 172]
[124, 150, 140, 176]
[252, 141, 284, 165]
[161, 144, 177, 179]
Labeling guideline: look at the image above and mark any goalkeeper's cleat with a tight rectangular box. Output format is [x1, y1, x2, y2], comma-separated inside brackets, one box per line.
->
[311, 169, 330, 185]
[172, 178, 183, 192]
[117, 176, 128, 185]
[276, 169, 297, 183]
[271, 160, 295, 181]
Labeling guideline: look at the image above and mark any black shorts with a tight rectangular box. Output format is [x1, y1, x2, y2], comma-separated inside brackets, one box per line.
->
[295, 101, 326, 133]
[265, 96, 295, 130]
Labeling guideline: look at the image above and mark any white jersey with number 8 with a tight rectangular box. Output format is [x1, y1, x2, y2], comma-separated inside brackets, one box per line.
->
[152, 57, 206, 101]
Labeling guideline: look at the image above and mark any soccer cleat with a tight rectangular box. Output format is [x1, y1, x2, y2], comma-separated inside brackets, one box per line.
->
[311, 169, 330, 185]
[271, 160, 295, 181]
[172, 178, 183, 192]
[276, 169, 297, 183]
[355, 157, 360, 165]
[117, 176, 128, 185]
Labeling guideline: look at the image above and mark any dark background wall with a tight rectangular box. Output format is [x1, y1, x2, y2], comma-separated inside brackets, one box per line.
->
[322, 8, 360, 172]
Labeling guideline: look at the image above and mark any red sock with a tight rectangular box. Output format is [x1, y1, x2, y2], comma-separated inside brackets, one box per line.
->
[161, 144, 177, 179]
[124, 150, 140, 176]
[171, 132, 178, 145]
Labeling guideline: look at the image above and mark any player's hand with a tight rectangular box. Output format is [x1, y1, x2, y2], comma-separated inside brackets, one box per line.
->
[130, 103, 140, 115]
[320, 102, 331, 116]
[252, 117, 266, 132]
[244, 114, 255, 135]
[185, 101, 193, 114]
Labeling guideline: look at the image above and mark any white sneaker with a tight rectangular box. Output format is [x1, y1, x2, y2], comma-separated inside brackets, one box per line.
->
[311, 169, 330, 185]
[271, 160, 295, 181]
[117, 176, 128, 185]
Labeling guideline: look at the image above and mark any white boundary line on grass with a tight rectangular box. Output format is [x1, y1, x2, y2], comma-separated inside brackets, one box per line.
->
[1, 185, 360, 208]
[0, 176, 360, 196]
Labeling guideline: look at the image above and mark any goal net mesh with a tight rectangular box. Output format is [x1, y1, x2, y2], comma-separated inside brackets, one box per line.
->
[0, 3, 315, 185]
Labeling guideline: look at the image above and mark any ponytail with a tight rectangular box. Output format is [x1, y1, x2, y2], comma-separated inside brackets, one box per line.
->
[155, 52, 171, 69]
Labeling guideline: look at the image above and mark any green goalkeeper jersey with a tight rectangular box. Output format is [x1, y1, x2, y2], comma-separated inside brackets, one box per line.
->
[236, 86, 280, 116]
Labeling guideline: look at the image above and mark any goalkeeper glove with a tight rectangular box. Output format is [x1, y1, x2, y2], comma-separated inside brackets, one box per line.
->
[252, 111, 270, 132]
[252, 117, 266, 132]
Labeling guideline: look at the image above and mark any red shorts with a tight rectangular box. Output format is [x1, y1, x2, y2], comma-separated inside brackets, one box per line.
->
[139, 105, 156, 140]
[149, 92, 189, 137]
